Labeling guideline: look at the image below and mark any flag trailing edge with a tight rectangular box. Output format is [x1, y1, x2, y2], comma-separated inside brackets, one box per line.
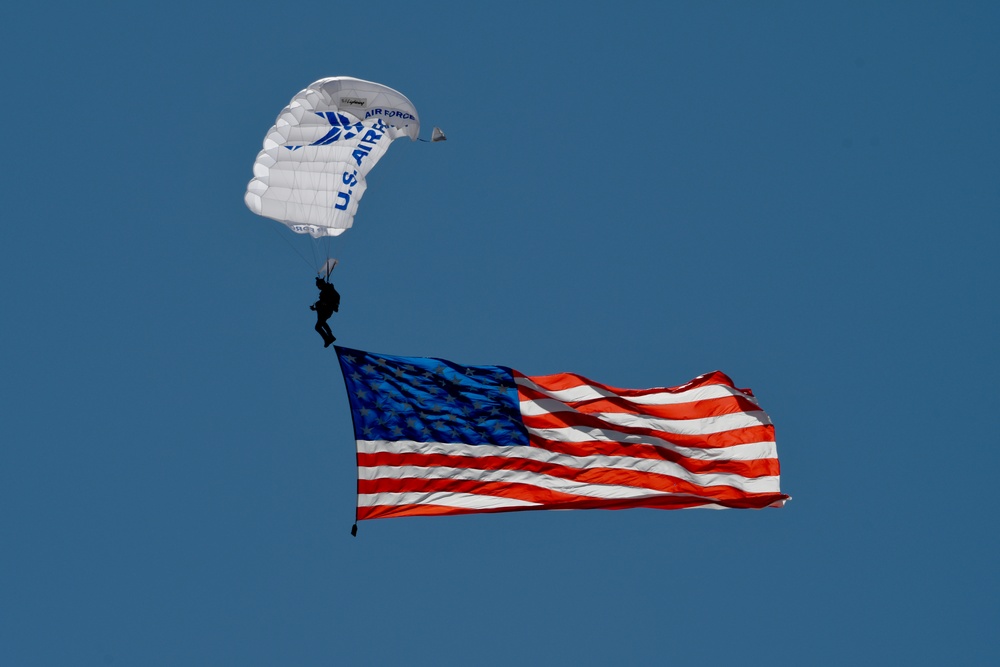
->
[335, 346, 789, 523]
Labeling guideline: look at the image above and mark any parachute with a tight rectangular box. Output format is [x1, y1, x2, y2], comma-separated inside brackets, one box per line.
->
[245, 77, 441, 242]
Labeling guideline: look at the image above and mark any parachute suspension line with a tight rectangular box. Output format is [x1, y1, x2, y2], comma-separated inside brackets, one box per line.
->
[330, 229, 353, 277]
[322, 235, 335, 277]
[319, 228, 353, 279]
[310, 236, 321, 275]
[267, 222, 315, 273]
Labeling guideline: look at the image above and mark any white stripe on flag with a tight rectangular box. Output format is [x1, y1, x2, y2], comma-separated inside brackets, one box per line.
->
[519, 398, 773, 433]
[357, 441, 782, 493]
[357, 491, 539, 510]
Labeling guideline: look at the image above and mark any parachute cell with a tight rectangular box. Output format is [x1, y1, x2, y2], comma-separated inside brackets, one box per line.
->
[245, 77, 421, 238]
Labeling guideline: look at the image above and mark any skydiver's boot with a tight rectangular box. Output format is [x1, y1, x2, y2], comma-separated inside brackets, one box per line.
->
[324, 335, 336, 347]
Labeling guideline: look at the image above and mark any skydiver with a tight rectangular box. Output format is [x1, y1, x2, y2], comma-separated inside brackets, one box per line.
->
[311, 276, 340, 347]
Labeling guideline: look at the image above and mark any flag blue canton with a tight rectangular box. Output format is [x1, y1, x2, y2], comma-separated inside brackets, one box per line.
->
[335, 347, 529, 447]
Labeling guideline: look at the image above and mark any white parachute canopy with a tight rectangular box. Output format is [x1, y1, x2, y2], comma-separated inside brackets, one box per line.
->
[245, 77, 422, 238]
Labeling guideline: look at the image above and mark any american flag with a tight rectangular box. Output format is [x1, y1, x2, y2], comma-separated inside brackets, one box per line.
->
[336, 346, 788, 523]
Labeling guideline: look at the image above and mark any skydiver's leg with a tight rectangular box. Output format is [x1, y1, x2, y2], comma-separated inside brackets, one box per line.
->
[315, 319, 332, 342]
[316, 310, 335, 345]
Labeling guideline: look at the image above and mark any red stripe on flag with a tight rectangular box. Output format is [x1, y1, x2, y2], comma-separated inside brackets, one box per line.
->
[522, 410, 775, 450]
[357, 491, 787, 521]
[359, 462, 777, 505]
[359, 446, 780, 479]
[519, 369, 748, 398]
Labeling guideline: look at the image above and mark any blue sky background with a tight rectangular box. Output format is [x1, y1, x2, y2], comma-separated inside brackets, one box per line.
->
[2, 2, 998, 665]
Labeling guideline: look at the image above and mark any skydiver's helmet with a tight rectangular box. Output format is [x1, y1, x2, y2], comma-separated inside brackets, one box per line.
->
[316, 277, 325, 288]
